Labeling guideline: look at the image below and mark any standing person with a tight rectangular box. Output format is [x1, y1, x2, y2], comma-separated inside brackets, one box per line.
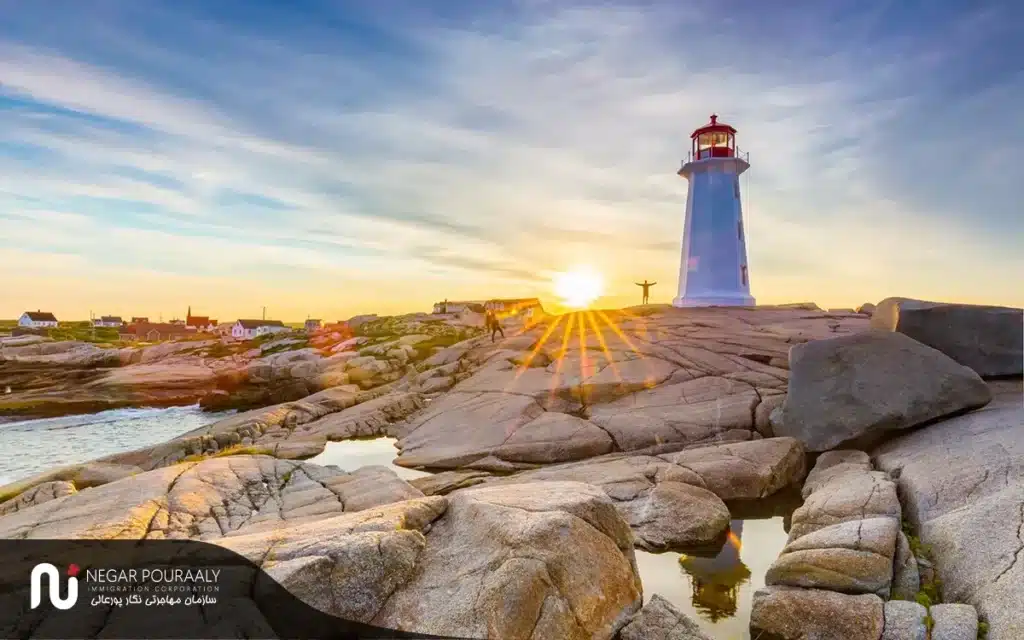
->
[636, 280, 657, 305]
[486, 310, 505, 342]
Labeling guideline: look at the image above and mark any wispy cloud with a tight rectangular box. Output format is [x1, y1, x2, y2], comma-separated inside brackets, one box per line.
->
[1, 0, 1021, 320]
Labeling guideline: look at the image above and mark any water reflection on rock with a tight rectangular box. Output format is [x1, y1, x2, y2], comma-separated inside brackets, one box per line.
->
[634, 491, 800, 639]
[678, 520, 752, 622]
[308, 437, 432, 481]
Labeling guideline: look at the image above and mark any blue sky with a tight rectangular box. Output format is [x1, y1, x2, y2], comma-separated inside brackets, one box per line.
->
[1, 0, 1021, 321]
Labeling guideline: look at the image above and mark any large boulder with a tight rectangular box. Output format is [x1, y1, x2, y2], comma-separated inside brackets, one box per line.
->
[871, 297, 1023, 378]
[371, 482, 642, 639]
[221, 482, 643, 639]
[776, 330, 992, 452]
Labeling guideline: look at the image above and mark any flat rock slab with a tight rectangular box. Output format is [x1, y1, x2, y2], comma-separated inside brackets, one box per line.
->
[475, 437, 805, 549]
[873, 385, 1024, 640]
[930, 603, 979, 640]
[749, 586, 884, 640]
[0, 456, 423, 540]
[777, 330, 992, 452]
[91, 387, 416, 473]
[882, 600, 928, 640]
[618, 594, 712, 640]
[871, 297, 1024, 378]
[390, 307, 865, 469]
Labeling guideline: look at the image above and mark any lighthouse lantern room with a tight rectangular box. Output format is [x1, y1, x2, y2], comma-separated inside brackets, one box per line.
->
[673, 114, 756, 308]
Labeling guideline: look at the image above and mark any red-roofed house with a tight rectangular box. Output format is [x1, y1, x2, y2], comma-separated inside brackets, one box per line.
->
[186, 307, 217, 332]
[118, 322, 191, 342]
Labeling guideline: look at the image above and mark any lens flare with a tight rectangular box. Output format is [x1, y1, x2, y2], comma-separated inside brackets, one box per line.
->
[552, 267, 604, 309]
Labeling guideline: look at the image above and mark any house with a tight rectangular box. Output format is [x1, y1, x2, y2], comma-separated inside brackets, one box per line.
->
[17, 311, 58, 328]
[130, 316, 149, 324]
[185, 307, 217, 332]
[118, 322, 191, 342]
[93, 315, 123, 328]
[485, 298, 543, 319]
[432, 300, 486, 314]
[304, 319, 322, 333]
[231, 319, 288, 340]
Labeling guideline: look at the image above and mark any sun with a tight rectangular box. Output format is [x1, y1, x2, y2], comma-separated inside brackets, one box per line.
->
[552, 266, 604, 309]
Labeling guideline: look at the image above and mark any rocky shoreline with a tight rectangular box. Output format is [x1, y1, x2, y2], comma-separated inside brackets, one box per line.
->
[1, 297, 1021, 639]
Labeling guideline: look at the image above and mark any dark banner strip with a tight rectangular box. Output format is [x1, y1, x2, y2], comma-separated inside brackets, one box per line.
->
[0, 540, 482, 639]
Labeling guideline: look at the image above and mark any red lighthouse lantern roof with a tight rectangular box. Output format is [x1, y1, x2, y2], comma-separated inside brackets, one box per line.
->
[690, 114, 737, 139]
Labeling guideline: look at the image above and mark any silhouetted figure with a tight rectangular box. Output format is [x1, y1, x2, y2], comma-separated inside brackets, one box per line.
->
[636, 280, 657, 304]
[485, 311, 504, 342]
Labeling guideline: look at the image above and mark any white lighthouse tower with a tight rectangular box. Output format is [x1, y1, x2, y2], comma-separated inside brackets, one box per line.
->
[673, 115, 755, 308]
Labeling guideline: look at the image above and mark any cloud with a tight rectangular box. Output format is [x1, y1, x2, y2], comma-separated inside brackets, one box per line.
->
[0, 0, 1021, 320]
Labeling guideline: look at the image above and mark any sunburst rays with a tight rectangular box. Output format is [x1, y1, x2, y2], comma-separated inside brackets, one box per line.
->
[507, 308, 653, 399]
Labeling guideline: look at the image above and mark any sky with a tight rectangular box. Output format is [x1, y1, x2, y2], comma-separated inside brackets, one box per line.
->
[1, 0, 1022, 322]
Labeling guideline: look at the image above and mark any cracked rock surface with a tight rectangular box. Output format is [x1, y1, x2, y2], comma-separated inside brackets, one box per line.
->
[391, 306, 866, 471]
[0, 455, 424, 540]
[0, 461, 644, 639]
[617, 594, 713, 640]
[763, 451, 900, 606]
[873, 380, 1024, 640]
[474, 437, 805, 549]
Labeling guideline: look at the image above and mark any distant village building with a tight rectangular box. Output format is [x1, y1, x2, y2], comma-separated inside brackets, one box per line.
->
[231, 319, 288, 340]
[485, 298, 542, 318]
[130, 316, 149, 324]
[304, 319, 322, 333]
[93, 315, 124, 328]
[118, 322, 191, 342]
[432, 300, 486, 315]
[185, 307, 217, 332]
[18, 311, 58, 328]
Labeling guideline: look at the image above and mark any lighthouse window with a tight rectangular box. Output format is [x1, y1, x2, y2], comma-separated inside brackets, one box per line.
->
[737, 221, 744, 241]
[741, 265, 748, 286]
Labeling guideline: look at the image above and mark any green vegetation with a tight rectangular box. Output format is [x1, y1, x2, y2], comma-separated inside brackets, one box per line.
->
[0, 485, 24, 506]
[44, 322, 121, 343]
[901, 518, 943, 604]
[180, 444, 275, 463]
[978, 621, 989, 639]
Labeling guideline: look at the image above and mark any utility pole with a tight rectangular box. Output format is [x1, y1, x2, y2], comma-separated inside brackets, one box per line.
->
[262, 306, 266, 320]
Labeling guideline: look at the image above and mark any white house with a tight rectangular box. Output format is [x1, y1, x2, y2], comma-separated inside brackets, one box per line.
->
[484, 298, 542, 319]
[304, 319, 322, 333]
[18, 311, 58, 328]
[93, 315, 123, 328]
[432, 300, 486, 315]
[231, 319, 289, 340]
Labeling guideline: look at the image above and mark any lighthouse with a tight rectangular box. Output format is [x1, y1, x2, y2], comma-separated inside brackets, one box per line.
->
[673, 115, 755, 308]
